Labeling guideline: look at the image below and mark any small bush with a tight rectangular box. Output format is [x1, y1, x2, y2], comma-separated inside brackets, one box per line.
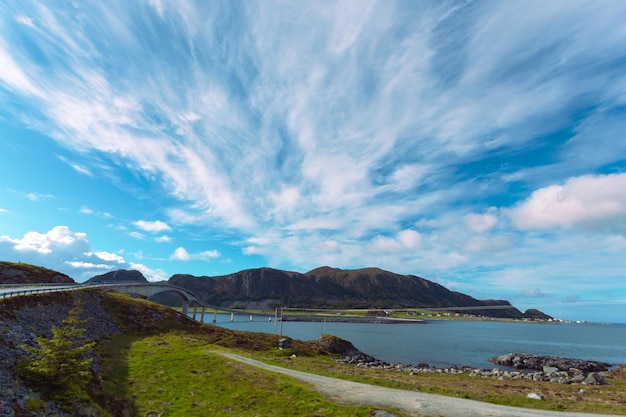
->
[17, 300, 95, 406]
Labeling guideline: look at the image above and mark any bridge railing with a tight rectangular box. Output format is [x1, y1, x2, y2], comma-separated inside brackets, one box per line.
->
[0, 283, 108, 299]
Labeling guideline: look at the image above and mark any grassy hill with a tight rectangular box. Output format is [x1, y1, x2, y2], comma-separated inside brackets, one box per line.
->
[0, 261, 74, 284]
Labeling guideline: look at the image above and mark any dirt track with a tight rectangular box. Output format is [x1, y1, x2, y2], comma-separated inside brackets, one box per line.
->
[214, 352, 616, 417]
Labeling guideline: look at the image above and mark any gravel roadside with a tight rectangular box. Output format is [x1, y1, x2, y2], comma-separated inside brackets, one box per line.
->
[214, 352, 616, 417]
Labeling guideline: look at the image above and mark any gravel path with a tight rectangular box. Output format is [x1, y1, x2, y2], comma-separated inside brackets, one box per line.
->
[214, 352, 615, 417]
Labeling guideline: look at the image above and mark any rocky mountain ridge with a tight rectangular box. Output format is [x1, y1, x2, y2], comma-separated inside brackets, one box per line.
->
[85, 269, 148, 283]
[168, 266, 549, 320]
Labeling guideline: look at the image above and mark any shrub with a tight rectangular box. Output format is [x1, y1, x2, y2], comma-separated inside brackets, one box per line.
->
[17, 300, 96, 405]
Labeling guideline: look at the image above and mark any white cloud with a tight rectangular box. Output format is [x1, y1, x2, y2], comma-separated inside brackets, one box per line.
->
[396, 230, 422, 249]
[80, 206, 94, 214]
[509, 173, 626, 232]
[0, 226, 141, 281]
[243, 246, 263, 256]
[0, 38, 42, 96]
[464, 209, 498, 233]
[368, 229, 422, 254]
[0, 208, 7, 213]
[133, 220, 171, 233]
[69, 162, 92, 176]
[16, 15, 36, 28]
[171, 247, 190, 261]
[129, 231, 145, 240]
[25, 192, 53, 202]
[388, 164, 431, 192]
[129, 262, 168, 282]
[8, 226, 89, 255]
[93, 251, 125, 263]
[155, 235, 171, 243]
[66, 261, 113, 270]
[170, 246, 220, 261]
[463, 235, 511, 253]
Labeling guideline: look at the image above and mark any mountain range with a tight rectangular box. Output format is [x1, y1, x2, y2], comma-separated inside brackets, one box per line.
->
[89, 265, 551, 320]
[0, 261, 551, 320]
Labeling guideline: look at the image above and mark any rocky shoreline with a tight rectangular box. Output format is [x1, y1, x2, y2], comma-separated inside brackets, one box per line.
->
[334, 350, 614, 385]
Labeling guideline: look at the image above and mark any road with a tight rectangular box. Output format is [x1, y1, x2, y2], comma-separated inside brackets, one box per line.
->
[214, 352, 616, 417]
[0, 283, 82, 299]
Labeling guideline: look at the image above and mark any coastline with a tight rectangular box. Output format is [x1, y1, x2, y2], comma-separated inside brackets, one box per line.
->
[281, 315, 426, 324]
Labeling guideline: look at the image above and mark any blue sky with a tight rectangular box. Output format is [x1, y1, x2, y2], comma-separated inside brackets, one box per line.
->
[1, 1, 625, 323]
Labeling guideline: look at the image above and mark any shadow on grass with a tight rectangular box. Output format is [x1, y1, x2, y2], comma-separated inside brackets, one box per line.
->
[91, 334, 137, 417]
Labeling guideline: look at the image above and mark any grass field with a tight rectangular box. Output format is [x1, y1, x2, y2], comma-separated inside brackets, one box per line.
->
[99, 332, 398, 417]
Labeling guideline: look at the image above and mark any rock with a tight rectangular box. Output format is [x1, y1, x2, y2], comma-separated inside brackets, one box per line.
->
[527, 392, 544, 400]
[490, 353, 611, 373]
[583, 372, 606, 385]
[543, 365, 558, 374]
[374, 411, 397, 417]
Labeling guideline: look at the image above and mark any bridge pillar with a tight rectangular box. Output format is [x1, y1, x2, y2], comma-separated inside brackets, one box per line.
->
[182, 300, 189, 316]
[200, 307, 205, 323]
[230, 312, 234, 322]
[192, 304, 197, 320]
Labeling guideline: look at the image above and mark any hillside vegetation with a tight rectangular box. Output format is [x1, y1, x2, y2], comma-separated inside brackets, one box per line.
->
[0, 261, 74, 284]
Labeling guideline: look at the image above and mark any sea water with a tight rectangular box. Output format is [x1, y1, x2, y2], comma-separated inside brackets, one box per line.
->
[197, 313, 626, 369]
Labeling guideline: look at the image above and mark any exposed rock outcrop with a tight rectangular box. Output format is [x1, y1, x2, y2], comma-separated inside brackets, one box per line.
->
[490, 353, 611, 373]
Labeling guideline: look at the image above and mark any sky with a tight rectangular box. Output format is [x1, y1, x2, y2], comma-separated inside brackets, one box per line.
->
[1, 1, 625, 323]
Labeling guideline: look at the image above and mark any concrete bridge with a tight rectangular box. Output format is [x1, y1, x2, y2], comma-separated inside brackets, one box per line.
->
[95, 282, 217, 320]
[1, 281, 269, 323]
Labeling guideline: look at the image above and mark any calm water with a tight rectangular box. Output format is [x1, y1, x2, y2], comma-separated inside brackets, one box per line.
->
[196, 313, 626, 370]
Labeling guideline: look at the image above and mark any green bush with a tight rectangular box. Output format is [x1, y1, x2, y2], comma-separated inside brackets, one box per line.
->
[17, 300, 96, 405]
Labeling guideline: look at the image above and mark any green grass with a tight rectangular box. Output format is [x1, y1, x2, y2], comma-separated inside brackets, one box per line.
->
[97, 328, 626, 416]
[102, 332, 402, 417]
[250, 353, 626, 415]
